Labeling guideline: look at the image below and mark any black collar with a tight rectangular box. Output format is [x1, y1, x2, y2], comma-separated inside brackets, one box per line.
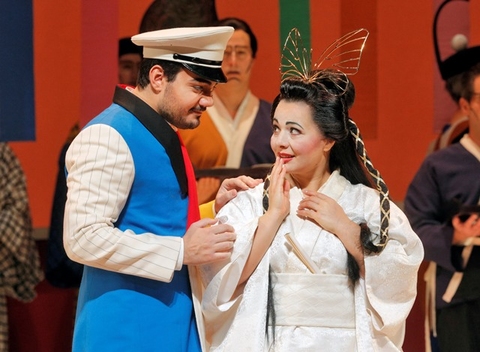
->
[112, 86, 188, 196]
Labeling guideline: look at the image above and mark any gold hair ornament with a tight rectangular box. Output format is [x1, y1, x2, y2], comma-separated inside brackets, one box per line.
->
[280, 28, 369, 94]
[280, 27, 390, 253]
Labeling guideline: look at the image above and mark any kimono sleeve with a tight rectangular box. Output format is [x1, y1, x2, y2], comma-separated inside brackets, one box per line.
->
[363, 193, 424, 338]
[200, 185, 264, 345]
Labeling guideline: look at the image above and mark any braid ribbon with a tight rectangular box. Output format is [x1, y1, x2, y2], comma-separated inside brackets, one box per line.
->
[347, 118, 390, 252]
[262, 173, 271, 215]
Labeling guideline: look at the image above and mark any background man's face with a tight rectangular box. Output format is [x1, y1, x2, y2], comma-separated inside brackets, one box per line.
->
[221, 30, 254, 87]
[118, 53, 142, 86]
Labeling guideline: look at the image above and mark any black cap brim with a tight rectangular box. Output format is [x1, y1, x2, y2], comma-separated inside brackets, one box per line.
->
[181, 63, 227, 83]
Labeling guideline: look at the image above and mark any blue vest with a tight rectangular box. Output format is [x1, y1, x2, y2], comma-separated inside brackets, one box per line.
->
[72, 99, 201, 352]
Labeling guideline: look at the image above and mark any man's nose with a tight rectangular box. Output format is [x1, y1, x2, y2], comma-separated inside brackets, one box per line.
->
[199, 96, 214, 107]
[229, 52, 238, 65]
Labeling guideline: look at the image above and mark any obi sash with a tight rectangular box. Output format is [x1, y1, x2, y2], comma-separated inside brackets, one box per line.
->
[271, 273, 355, 328]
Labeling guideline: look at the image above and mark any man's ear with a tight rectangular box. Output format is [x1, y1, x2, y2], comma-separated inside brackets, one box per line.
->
[149, 65, 165, 93]
[246, 57, 255, 73]
[459, 97, 470, 116]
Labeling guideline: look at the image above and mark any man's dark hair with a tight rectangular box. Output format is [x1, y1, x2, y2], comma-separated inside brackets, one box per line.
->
[139, 0, 218, 33]
[118, 37, 142, 58]
[445, 74, 465, 103]
[137, 59, 183, 88]
[216, 17, 258, 58]
[460, 62, 480, 102]
[445, 62, 480, 103]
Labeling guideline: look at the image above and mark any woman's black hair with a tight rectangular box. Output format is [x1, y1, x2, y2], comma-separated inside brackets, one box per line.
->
[271, 72, 371, 189]
[268, 71, 390, 278]
[264, 72, 391, 341]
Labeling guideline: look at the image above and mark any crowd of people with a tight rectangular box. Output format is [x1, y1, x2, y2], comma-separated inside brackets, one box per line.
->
[58, 23, 425, 352]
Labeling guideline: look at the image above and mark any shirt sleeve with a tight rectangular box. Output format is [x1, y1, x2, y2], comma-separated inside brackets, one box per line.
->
[64, 124, 183, 283]
[404, 158, 456, 271]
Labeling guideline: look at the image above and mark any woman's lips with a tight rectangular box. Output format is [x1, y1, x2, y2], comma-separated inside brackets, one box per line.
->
[278, 153, 294, 163]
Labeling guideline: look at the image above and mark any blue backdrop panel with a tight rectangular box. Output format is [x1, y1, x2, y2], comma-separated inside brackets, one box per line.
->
[0, 0, 35, 142]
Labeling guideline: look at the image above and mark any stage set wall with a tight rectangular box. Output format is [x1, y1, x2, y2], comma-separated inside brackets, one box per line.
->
[6, 0, 480, 351]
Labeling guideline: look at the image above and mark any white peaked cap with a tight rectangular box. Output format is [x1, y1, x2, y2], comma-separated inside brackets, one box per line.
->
[131, 26, 234, 83]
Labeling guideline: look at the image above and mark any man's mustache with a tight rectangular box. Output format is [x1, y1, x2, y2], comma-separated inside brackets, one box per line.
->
[190, 106, 206, 113]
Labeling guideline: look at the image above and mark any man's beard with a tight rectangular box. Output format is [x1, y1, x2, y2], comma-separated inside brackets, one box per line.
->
[160, 107, 201, 129]
[159, 102, 205, 130]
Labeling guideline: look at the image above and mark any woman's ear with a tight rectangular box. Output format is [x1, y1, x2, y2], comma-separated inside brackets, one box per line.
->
[323, 139, 335, 152]
[149, 65, 165, 93]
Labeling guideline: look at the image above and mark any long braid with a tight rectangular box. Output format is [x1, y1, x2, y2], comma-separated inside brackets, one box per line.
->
[262, 173, 276, 345]
[347, 118, 390, 252]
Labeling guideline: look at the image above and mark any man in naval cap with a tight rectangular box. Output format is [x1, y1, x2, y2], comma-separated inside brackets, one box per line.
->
[63, 26, 240, 352]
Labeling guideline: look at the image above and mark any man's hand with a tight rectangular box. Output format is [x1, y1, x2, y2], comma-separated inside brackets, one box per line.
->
[183, 218, 236, 265]
[452, 214, 480, 244]
[215, 175, 262, 213]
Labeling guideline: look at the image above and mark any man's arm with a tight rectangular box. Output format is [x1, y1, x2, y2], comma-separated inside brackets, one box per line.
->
[64, 125, 239, 280]
[404, 159, 456, 271]
[199, 175, 262, 219]
[64, 125, 186, 282]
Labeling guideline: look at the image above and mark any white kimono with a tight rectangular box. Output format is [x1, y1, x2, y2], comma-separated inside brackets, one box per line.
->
[200, 171, 424, 351]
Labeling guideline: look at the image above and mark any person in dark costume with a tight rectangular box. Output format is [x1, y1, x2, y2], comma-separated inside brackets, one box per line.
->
[405, 62, 480, 352]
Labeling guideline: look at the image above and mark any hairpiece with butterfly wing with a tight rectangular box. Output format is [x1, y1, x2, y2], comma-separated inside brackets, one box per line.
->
[280, 28, 369, 95]
[274, 28, 391, 258]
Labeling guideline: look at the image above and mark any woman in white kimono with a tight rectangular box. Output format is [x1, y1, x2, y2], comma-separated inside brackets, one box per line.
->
[199, 30, 424, 352]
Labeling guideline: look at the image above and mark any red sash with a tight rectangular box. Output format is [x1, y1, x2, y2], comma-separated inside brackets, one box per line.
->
[177, 132, 200, 227]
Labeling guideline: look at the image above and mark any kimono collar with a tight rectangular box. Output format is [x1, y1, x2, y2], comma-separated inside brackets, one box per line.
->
[317, 170, 348, 201]
[289, 170, 347, 209]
